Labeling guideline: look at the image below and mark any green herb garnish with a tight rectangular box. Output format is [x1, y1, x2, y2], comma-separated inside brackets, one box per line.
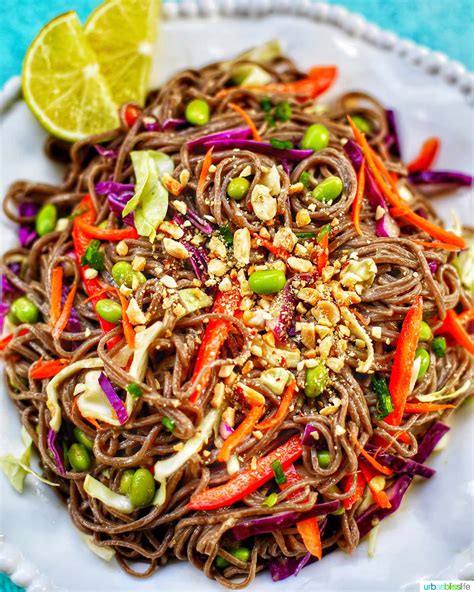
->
[295, 232, 316, 240]
[299, 171, 310, 188]
[269, 138, 294, 150]
[271, 460, 287, 485]
[263, 492, 278, 507]
[274, 101, 292, 122]
[125, 383, 143, 399]
[80, 239, 104, 271]
[260, 97, 273, 112]
[162, 416, 175, 432]
[217, 223, 234, 247]
[372, 375, 394, 419]
[317, 224, 332, 243]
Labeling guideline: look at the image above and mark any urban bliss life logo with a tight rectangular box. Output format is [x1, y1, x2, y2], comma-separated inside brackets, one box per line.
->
[420, 582, 472, 591]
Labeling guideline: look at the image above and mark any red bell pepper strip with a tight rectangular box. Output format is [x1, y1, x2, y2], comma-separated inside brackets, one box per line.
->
[458, 308, 474, 324]
[251, 232, 290, 262]
[317, 233, 329, 274]
[217, 404, 264, 463]
[74, 217, 139, 241]
[280, 465, 322, 559]
[189, 288, 241, 404]
[0, 328, 29, 352]
[435, 309, 474, 355]
[256, 379, 297, 431]
[358, 460, 391, 509]
[124, 104, 141, 128]
[31, 358, 69, 379]
[384, 295, 424, 425]
[404, 402, 455, 413]
[187, 435, 303, 511]
[342, 471, 366, 510]
[347, 118, 465, 249]
[407, 137, 440, 173]
[72, 195, 120, 347]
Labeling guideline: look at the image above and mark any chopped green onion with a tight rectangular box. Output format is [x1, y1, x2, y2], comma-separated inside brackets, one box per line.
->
[269, 138, 294, 150]
[432, 336, 447, 358]
[263, 492, 278, 507]
[265, 113, 276, 127]
[217, 224, 234, 247]
[125, 383, 143, 399]
[274, 101, 292, 122]
[271, 459, 287, 485]
[372, 375, 394, 419]
[299, 171, 310, 188]
[317, 224, 332, 243]
[162, 416, 175, 432]
[80, 239, 104, 271]
[260, 97, 272, 112]
[295, 232, 316, 240]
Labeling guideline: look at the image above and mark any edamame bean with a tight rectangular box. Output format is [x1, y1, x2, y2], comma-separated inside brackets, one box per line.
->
[227, 177, 250, 201]
[317, 450, 331, 468]
[419, 321, 432, 342]
[112, 261, 134, 287]
[119, 470, 135, 495]
[432, 336, 446, 358]
[415, 348, 430, 380]
[216, 547, 250, 569]
[248, 269, 286, 295]
[96, 299, 122, 324]
[300, 123, 329, 152]
[305, 362, 328, 398]
[185, 99, 210, 126]
[129, 468, 156, 507]
[351, 115, 372, 135]
[326, 485, 344, 515]
[312, 176, 343, 203]
[68, 443, 91, 472]
[11, 296, 39, 324]
[35, 204, 57, 236]
[73, 427, 94, 451]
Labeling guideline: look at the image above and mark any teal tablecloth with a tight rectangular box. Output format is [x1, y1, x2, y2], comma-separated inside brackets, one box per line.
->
[0, 1, 472, 590]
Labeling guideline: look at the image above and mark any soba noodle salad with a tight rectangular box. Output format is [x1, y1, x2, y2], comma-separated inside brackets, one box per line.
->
[1, 43, 473, 587]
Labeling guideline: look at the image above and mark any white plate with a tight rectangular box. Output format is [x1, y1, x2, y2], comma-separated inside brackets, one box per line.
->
[1, 2, 473, 591]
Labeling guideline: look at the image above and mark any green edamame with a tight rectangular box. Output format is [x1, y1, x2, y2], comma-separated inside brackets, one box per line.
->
[312, 176, 344, 203]
[185, 99, 210, 126]
[419, 321, 432, 342]
[227, 177, 250, 201]
[432, 336, 446, 358]
[305, 362, 328, 398]
[300, 123, 329, 152]
[112, 261, 134, 287]
[317, 450, 331, 468]
[119, 470, 135, 495]
[96, 299, 122, 324]
[129, 468, 156, 507]
[73, 427, 94, 451]
[351, 115, 372, 135]
[11, 296, 39, 324]
[68, 443, 91, 472]
[216, 548, 250, 569]
[35, 204, 58, 236]
[415, 348, 430, 380]
[248, 269, 286, 295]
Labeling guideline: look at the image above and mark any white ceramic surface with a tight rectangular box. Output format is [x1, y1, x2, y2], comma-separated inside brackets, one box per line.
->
[0, 2, 473, 591]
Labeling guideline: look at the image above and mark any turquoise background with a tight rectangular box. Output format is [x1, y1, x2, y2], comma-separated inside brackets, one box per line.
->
[0, 0, 472, 591]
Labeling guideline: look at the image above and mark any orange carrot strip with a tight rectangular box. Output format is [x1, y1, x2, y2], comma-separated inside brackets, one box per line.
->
[52, 283, 77, 340]
[352, 435, 393, 476]
[347, 117, 465, 249]
[228, 102, 262, 142]
[407, 137, 440, 173]
[50, 267, 63, 328]
[199, 147, 214, 193]
[116, 290, 135, 349]
[359, 460, 392, 509]
[256, 379, 297, 431]
[217, 405, 264, 463]
[31, 358, 69, 379]
[352, 157, 366, 235]
[412, 240, 462, 252]
[251, 232, 290, 261]
[297, 518, 322, 560]
[404, 402, 455, 413]
[84, 416, 102, 430]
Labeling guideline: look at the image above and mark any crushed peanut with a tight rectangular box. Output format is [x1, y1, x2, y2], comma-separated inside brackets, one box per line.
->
[163, 238, 190, 259]
[160, 275, 178, 289]
[116, 240, 128, 256]
[84, 268, 98, 279]
[273, 227, 298, 252]
[132, 256, 146, 272]
[296, 209, 311, 227]
[159, 221, 184, 240]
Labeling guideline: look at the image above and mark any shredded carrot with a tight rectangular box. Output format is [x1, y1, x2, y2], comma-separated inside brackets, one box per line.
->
[359, 460, 391, 509]
[75, 218, 139, 241]
[31, 358, 69, 379]
[412, 240, 462, 252]
[228, 102, 262, 142]
[116, 290, 135, 349]
[251, 232, 290, 261]
[407, 137, 440, 173]
[199, 147, 214, 193]
[0, 328, 29, 352]
[404, 402, 455, 413]
[52, 283, 77, 340]
[297, 517, 322, 560]
[84, 416, 102, 430]
[352, 158, 366, 235]
[83, 286, 114, 304]
[351, 435, 393, 476]
[256, 379, 297, 431]
[347, 117, 465, 249]
[217, 405, 264, 463]
[50, 267, 63, 327]
[317, 234, 329, 274]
